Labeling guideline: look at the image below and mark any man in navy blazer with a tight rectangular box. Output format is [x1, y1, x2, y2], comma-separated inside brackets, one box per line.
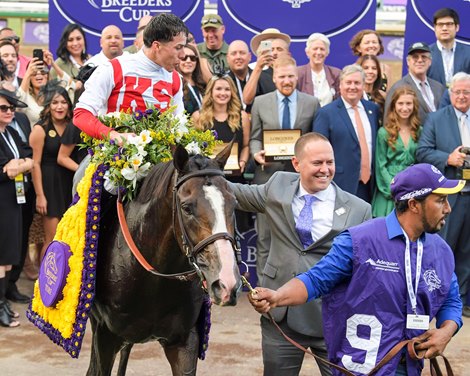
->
[427, 8, 470, 87]
[313, 65, 380, 202]
[417, 72, 470, 317]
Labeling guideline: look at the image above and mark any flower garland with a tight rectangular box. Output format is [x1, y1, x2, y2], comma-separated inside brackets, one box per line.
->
[82, 106, 220, 201]
[27, 163, 106, 358]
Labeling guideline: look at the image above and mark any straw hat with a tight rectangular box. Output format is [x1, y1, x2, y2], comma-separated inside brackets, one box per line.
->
[250, 28, 291, 56]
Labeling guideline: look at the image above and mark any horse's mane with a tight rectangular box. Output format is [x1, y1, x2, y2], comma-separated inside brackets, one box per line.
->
[136, 154, 214, 204]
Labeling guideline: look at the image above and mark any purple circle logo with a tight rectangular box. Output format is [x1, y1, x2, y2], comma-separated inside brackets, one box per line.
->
[39, 241, 72, 308]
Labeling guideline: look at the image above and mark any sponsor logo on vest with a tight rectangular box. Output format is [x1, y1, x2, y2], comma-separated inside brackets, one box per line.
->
[366, 258, 400, 272]
[423, 269, 441, 292]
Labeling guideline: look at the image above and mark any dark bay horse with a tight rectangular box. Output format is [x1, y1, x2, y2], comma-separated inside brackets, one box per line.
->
[87, 144, 242, 375]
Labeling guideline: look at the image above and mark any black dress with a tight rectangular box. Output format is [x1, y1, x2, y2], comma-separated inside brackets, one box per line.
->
[0, 127, 32, 265]
[38, 121, 74, 218]
[61, 122, 87, 165]
[183, 84, 204, 116]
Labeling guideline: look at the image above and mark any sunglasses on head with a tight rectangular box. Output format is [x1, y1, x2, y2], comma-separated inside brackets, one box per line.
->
[0, 104, 15, 113]
[201, 18, 222, 26]
[182, 55, 197, 62]
[1, 36, 20, 44]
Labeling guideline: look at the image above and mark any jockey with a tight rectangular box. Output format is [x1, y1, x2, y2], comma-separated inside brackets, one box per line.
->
[73, 13, 188, 142]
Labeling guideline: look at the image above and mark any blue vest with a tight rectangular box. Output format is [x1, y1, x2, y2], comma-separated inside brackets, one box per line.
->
[322, 218, 455, 376]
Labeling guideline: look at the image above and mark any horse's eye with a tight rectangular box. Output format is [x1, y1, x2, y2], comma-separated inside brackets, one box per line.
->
[181, 204, 192, 216]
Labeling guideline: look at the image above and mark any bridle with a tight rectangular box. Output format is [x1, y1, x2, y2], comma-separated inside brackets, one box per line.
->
[172, 169, 242, 283]
[117, 168, 243, 285]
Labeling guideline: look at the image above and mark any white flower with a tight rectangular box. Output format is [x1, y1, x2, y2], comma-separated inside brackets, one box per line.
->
[103, 170, 118, 195]
[121, 162, 152, 189]
[139, 130, 153, 145]
[173, 113, 189, 142]
[128, 154, 143, 171]
[185, 141, 201, 155]
[105, 111, 122, 119]
[136, 145, 148, 157]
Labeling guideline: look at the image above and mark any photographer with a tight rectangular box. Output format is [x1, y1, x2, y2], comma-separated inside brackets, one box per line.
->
[417, 72, 470, 317]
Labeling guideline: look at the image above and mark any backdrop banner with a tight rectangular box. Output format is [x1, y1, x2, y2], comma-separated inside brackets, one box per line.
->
[48, 0, 204, 61]
[403, 0, 470, 74]
[218, 0, 377, 69]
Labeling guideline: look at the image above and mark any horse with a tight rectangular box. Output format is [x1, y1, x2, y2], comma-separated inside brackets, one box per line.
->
[87, 144, 243, 375]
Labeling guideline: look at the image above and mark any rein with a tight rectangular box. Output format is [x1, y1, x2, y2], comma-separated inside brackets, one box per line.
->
[116, 168, 242, 283]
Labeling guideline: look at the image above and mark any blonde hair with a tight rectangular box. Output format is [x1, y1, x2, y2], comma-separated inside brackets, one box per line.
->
[195, 76, 242, 133]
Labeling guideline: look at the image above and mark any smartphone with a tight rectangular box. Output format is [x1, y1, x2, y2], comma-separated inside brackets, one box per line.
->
[33, 49, 44, 65]
[259, 40, 272, 53]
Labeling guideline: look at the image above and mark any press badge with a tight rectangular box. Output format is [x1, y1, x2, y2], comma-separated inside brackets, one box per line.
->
[15, 173, 26, 204]
[406, 314, 429, 330]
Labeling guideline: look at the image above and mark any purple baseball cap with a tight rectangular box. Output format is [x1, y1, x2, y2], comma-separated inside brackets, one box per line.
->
[390, 163, 466, 201]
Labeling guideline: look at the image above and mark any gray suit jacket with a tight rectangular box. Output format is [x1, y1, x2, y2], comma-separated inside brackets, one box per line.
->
[229, 172, 372, 337]
[250, 90, 320, 184]
[384, 74, 445, 124]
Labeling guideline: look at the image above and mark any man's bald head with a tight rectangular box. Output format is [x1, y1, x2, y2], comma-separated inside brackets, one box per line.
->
[100, 25, 124, 59]
[227, 40, 251, 77]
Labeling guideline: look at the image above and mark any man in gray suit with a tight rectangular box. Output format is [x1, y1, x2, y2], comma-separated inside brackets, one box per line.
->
[250, 56, 320, 283]
[230, 133, 371, 376]
[384, 42, 445, 123]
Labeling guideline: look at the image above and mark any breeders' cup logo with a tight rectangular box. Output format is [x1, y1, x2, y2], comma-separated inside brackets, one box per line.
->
[283, 0, 311, 9]
[52, 0, 201, 37]
[423, 269, 441, 292]
[87, 0, 172, 22]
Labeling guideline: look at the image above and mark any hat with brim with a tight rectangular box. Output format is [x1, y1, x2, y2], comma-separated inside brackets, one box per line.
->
[407, 42, 431, 56]
[250, 28, 291, 56]
[390, 163, 465, 201]
[0, 89, 27, 108]
[201, 14, 224, 29]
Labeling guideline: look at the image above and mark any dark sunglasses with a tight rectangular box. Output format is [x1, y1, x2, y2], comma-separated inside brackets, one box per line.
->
[201, 18, 222, 26]
[0, 104, 15, 113]
[1, 36, 20, 44]
[182, 55, 197, 62]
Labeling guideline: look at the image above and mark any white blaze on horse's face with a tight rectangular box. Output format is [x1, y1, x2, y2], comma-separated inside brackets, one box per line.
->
[203, 185, 237, 304]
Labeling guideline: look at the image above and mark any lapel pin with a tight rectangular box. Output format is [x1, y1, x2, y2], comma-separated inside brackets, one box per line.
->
[368, 110, 372, 115]
[335, 207, 346, 216]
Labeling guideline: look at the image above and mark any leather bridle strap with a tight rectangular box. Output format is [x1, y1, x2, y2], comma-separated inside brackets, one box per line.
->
[116, 199, 197, 281]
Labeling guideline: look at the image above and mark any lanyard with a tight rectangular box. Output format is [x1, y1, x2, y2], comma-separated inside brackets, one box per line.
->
[187, 84, 203, 109]
[403, 231, 423, 315]
[1, 130, 20, 159]
[235, 71, 249, 110]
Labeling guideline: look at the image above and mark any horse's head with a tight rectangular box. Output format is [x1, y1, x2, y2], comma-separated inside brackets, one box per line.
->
[172, 143, 242, 306]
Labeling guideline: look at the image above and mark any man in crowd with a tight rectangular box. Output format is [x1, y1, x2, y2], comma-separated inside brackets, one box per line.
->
[197, 14, 229, 71]
[74, 13, 187, 141]
[124, 15, 152, 54]
[249, 163, 463, 376]
[243, 28, 291, 108]
[0, 41, 20, 88]
[385, 42, 445, 123]
[250, 56, 320, 283]
[86, 25, 127, 67]
[427, 8, 470, 87]
[417, 72, 470, 317]
[0, 27, 30, 78]
[231, 132, 371, 376]
[314, 65, 380, 202]
[227, 40, 252, 111]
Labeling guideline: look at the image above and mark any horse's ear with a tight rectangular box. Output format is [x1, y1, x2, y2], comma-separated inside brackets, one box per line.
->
[214, 137, 234, 170]
[173, 144, 190, 172]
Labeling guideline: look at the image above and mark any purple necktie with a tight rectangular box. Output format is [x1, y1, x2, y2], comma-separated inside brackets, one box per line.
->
[295, 195, 315, 249]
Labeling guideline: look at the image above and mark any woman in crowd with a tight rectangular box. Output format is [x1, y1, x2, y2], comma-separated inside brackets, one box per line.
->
[357, 54, 386, 119]
[17, 51, 73, 126]
[0, 89, 32, 327]
[372, 86, 421, 217]
[29, 84, 76, 261]
[50, 24, 91, 92]
[177, 44, 206, 116]
[192, 75, 250, 173]
[297, 33, 340, 106]
[350, 29, 392, 91]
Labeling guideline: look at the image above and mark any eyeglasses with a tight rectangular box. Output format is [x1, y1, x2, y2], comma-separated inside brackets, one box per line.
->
[0, 36, 20, 44]
[201, 18, 222, 26]
[182, 55, 197, 62]
[451, 90, 470, 96]
[435, 22, 455, 28]
[410, 54, 431, 62]
[0, 104, 15, 113]
[34, 70, 49, 75]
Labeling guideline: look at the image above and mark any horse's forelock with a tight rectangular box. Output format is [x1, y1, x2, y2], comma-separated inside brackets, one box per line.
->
[136, 161, 175, 203]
